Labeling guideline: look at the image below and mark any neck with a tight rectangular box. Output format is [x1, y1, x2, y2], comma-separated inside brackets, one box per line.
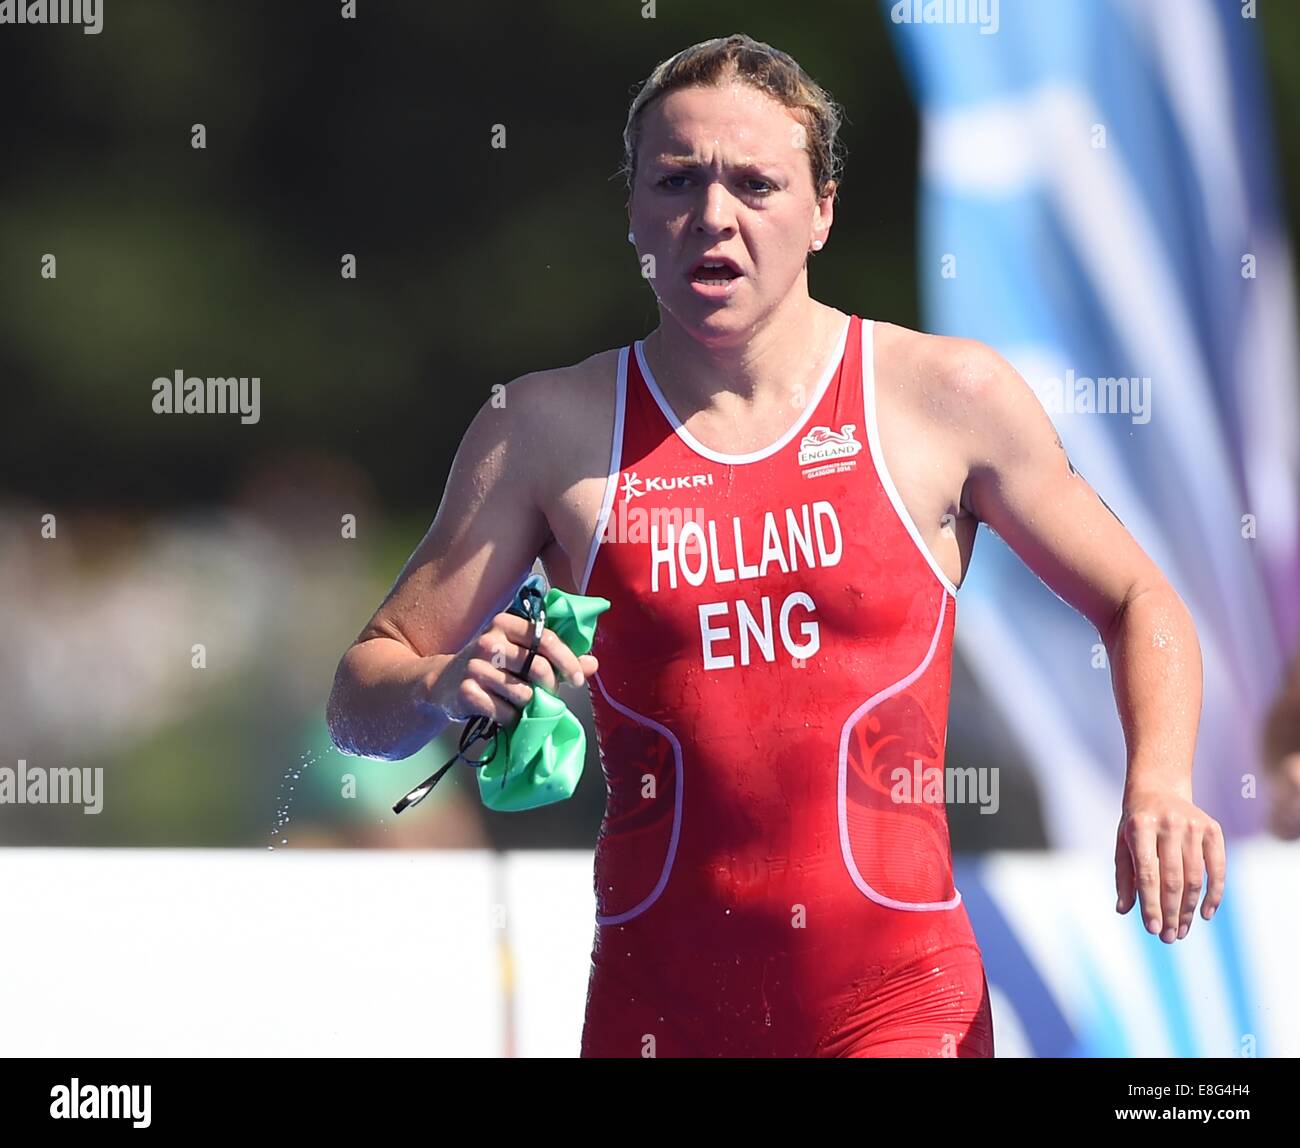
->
[644, 289, 837, 415]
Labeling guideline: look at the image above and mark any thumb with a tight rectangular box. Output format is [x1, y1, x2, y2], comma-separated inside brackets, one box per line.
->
[1114, 822, 1136, 913]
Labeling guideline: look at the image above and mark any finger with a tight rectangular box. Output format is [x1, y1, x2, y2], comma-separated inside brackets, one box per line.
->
[500, 617, 585, 686]
[481, 629, 560, 692]
[1156, 823, 1183, 942]
[533, 627, 588, 686]
[465, 658, 534, 715]
[1114, 822, 1136, 913]
[1201, 820, 1227, 920]
[509, 639, 563, 692]
[1126, 818, 1162, 936]
[456, 675, 522, 727]
[1178, 831, 1203, 940]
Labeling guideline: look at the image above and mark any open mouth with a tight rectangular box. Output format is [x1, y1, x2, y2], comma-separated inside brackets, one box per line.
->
[691, 265, 740, 285]
[689, 256, 743, 285]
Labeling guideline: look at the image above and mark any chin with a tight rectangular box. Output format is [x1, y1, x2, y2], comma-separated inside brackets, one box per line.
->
[667, 297, 759, 345]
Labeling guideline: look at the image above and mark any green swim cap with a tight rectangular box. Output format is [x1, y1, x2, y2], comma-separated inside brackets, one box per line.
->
[476, 586, 610, 812]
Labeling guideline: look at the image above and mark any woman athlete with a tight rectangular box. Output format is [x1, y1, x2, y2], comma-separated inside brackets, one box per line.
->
[326, 33, 1226, 1057]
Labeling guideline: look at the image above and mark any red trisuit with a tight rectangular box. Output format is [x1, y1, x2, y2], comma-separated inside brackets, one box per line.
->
[580, 314, 993, 1057]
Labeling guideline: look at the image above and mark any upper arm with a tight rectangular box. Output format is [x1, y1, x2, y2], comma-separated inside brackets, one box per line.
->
[954, 340, 1169, 639]
[356, 376, 553, 659]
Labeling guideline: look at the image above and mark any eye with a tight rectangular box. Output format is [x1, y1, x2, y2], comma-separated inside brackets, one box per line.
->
[744, 178, 775, 195]
[656, 174, 690, 190]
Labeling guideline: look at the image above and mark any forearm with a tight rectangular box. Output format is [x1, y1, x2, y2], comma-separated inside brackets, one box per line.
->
[326, 637, 456, 761]
[1102, 585, 1203, 801]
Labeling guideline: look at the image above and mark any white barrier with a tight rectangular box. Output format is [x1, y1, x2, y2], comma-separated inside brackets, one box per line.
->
[1, 844, 1293, 1057]
[0, 849, 591, 1058]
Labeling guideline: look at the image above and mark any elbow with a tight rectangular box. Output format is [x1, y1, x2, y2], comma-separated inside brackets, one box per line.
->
[1102, 580, 1199, 652]
[1101, 582, 1146, 648]
[324, 657, 359, 757]
[324, 645, 437, 763]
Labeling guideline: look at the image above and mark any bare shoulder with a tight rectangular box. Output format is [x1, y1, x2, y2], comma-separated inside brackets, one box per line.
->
[502, 345, 623, 499]
[503, 345, 621, 424]
[875, 320, 1047, 455]
[874, 320, 1014, 408]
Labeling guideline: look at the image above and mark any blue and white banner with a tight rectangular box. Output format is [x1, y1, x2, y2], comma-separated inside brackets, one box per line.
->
[885, 0, 1300, 848]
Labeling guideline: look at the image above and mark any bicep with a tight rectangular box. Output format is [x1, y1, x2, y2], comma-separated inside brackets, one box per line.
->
[360, 385, 550, 658]
[961, 348, 1166, 638]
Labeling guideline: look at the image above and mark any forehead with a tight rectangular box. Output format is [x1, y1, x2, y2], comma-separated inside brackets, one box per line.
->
[639, 82, 803, 162]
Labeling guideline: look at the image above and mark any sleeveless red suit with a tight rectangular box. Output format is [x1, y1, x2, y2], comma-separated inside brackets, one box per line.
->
[577, 314, 993, 1057]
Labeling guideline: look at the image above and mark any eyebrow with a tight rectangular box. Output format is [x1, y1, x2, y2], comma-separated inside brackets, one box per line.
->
[650, 154, 785, 170]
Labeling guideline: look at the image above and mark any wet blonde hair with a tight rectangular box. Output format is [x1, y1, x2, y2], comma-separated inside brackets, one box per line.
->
[621, 33, 846, 201]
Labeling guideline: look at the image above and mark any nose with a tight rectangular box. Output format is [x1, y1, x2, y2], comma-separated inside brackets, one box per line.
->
[693, 180, 739, 238]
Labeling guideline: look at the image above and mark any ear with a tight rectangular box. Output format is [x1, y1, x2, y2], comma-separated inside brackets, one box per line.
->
[812, 179, 836, 246]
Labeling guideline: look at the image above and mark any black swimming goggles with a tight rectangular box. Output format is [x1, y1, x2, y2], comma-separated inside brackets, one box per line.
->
[392, 573, 548, 815]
